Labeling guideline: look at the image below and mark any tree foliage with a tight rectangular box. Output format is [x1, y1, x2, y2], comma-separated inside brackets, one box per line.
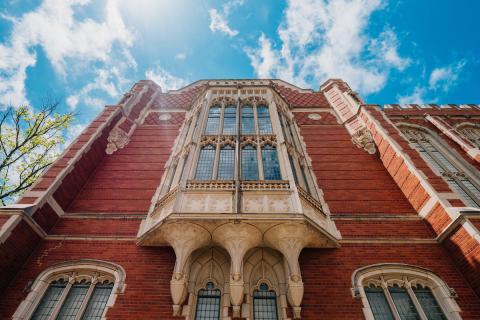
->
[0, 102, 73, 205]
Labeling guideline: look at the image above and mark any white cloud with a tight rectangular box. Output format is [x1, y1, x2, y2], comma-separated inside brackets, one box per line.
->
[397, 86, 427, 105]
[175, 52, 187, 60]
[245, 0, 410, 95]
[0, 0, 134, 107]
[145, 65, 188, 91]
[208, 0, 243, 37]
[429, 60, 466, 91]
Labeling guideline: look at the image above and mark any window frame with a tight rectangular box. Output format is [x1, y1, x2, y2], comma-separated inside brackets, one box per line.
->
[194, 281, 222, 320]
[399, 124, 480, 207]
[13, 260, 125, 320]
[352, 263, 461, 320]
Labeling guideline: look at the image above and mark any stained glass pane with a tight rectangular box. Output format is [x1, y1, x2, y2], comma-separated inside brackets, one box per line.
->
[365, 286, 394, 320]
[195, 145, 216, 180]
[223, 105, 237, 134]
[81, 282, 114, 320]
[412, 286, 447, 320]
[389, 286, 421, 320]
[205, 106, 221, 134]
[195, 282, 221, 320]
[242, 106, 255, 134]
[218, 145, 235, 180]
[31, 279, 67, 320]
[257, 105, 272, 134]
[262, 146, 281, 180]
[242, 146, 259, 180]
[56, 280, 90, 320]
[253, 283, 278, 320]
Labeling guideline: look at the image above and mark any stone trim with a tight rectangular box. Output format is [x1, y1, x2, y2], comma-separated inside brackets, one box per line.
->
[351, 263, 461, 320]
[12, 259, 126, 320]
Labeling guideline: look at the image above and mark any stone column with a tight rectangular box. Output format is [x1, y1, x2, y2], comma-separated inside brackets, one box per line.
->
[212, 223, 262, 317]
[162, 222, 211, 316]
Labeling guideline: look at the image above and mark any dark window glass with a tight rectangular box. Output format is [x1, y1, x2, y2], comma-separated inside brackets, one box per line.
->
[205, 106, 221, 134]
[288, 154, 298, 184]
[389, 285, 421, 320]
[242, 145, 259, 180]
[218, 145, 235, 180]
[56, 280, 90, 320]
[195, 282, 221, 320]
[81, 282, 114, 320]
[262, 145, 281, 180]
[257, 105, 272, 134]
[241, 106, 255, 134]
[223, 105, 237, 134]
[253, 283, 278, 320]
[31, 279, 67, 320]
[301, 166, 311, 194]
[412, 286, 447, 320]
[365, 286, 395, 320]
[195, 145, 216, 180]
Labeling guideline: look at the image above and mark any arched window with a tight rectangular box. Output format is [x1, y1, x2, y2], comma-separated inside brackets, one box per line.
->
[352, 264, 461, 320]
[253, 283, 278, 320]
[223, 105, 237, 135]
[457, 124, 480, 148]
[242, 145, 259, 180]
[14, 260, 125, 320]
[401, 126, 480, 207]
[218, 145, 235, 180]
[195, 282, 221, 320]
[205, 106, 221, 134]
[195, 145, 216, 180]
[262, 145, 281, 180]
[242, 106, 255, 134]
[257, 105, 272, 134]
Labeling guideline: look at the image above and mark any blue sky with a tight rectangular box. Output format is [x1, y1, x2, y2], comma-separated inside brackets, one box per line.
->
[0, 0, 479, 136]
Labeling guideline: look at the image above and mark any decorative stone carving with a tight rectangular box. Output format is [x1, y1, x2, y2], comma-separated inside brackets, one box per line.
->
[307, 113, 322, 120]
[106, 128, 130, 155]
[264, 223, 316, 319]
[161, 223, 211, 316]
[212, 223, 262, 317]
[351, 128, 376, 154]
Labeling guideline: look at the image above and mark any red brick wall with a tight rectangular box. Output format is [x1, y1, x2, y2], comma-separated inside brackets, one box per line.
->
[298, 121, 417, 215]
[68, 113, 184, 214]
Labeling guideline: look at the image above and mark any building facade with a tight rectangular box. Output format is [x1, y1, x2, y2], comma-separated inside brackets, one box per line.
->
[0, 78, 480, 320]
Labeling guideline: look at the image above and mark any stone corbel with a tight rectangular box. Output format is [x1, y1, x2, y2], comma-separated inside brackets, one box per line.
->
[351, 127, 376, 154]
[212, 223, 262, 317]
[265, 223, 314, 319]
[161, 223, 211, 316]
[106, 127, 130, 155]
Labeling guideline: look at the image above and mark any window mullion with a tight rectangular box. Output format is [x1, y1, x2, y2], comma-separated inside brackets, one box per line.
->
[219, 104, 225, 134]
[213, 142, 220, 180]
[405, 283, 428, 320]
[49, 279, 73, 320]
[253, 104, 259, 135]
[382, 281, 402, 320]
[257, 141, 264, 180]
[75, 282, 96, 320]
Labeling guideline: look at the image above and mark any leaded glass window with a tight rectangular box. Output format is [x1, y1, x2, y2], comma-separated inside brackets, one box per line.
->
[257, 105, 272, 134]
[195, 282, 221, 320]
[205, 106, 221, 134]
[223, 105, 236, 134]
[195, 145, 216, 180]
[218, 145, 235, 180]
[31, 279, 67, 320]
[364, 284, 448, 320]
[253, 283, 278, 320]
[412, 286, 447, 320]
[242, 145, 259, 180]
[242, 106, 255, 134]
[288, 154, 299, 184]
[31, 278, 114, 320]
[81, 282, 114, 320]
[262, 145, 281, 180]
[365, 286, 394, 320]
[402, 127, 480, 207]
[301, 166, 311, 194]
[388, 285, 421, 320]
